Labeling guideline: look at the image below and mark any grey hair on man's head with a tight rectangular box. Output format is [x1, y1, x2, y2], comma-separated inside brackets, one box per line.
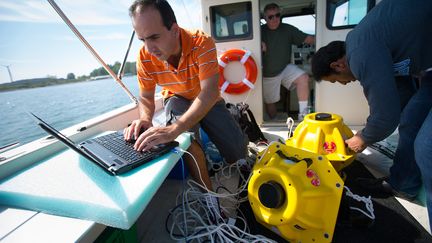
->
[264, 3, 280, 12]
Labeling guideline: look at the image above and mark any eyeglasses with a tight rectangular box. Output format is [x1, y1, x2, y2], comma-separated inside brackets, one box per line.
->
[267, 13, 281, 20]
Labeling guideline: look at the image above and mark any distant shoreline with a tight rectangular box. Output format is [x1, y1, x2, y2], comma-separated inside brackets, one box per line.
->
[0, 74, 136, 93]
[0, 62, 137, 93]
[0, 77, 97, 92]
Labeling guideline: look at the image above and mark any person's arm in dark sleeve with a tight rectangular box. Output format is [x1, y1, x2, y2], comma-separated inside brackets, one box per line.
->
[287, 24, 308, 45]
[349, 44, 401, 144]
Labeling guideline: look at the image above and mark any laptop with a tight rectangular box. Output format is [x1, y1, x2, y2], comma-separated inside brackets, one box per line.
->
[30, 112, 179, 175]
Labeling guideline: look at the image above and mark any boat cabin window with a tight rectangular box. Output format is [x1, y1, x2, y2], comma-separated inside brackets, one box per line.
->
[327, 0, 376, 29]
[210, 2, 253, 42]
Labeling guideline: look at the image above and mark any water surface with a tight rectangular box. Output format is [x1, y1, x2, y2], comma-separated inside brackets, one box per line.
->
[0, 76, 140, 147]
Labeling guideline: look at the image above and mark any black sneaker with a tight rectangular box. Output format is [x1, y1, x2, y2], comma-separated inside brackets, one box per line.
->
[355, 177, 392, 193]
[391, 188, 417, 202]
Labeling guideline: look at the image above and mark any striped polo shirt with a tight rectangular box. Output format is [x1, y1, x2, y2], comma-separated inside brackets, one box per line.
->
[137, 28, 219, 100]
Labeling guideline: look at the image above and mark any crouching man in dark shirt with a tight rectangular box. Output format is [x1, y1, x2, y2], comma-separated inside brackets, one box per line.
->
[311, 0, 432, 231]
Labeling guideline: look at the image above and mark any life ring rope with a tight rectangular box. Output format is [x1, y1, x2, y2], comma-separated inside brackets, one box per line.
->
[220, 77, 255, 93]
[220, 81, 230, 93]
[218, 59, 228, 68]
[239, 50, 251, 64]
[242, 78, 255, 89]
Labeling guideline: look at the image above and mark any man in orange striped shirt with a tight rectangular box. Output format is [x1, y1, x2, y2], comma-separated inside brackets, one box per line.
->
[124, 0, 246, 197]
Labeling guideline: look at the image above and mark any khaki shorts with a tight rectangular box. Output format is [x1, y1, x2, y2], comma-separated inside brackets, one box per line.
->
[263, 64, 306, 104]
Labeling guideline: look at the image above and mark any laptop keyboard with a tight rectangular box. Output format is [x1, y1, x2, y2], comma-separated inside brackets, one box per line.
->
[91, 132, 154, 163]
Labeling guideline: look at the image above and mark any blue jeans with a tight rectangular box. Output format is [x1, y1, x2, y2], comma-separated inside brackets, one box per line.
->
[389, 71, 432, 231]
[164, 96, 247, 163]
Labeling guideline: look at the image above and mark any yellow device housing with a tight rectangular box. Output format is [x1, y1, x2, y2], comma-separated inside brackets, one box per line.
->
[286, 112, 355, 172]
[248, 142, 344, 243]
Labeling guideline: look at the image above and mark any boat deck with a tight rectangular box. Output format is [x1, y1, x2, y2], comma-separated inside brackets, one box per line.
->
[134, 126, 430, 242]
[0, 125, 430, 242]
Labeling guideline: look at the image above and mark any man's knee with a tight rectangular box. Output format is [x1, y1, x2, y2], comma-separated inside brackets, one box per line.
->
[295, 73, 309, 86]
[294, 74, 310, 101]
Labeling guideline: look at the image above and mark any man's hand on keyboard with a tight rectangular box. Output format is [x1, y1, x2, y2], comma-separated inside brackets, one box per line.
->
[133, 125, 180, 152]
[123, 119, 152, 143]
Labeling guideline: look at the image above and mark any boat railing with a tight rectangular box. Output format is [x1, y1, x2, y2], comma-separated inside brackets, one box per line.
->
[0, 103, 138, 179]
[0, 95, 167, 180]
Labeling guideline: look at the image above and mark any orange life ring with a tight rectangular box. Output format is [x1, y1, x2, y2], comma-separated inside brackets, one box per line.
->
[218, 49, 257, 94]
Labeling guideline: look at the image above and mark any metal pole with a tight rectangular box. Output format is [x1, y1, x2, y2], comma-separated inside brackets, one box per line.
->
[118, 30, 135, 80]
[47, 0, 138, 104]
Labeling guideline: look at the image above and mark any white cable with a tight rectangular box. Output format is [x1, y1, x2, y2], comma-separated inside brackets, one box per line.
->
[344, 186, 376, 220]
[176, 147, 209, 191]
[175, 146, 252, 198]
[204, 143, 225, 172]
[169, 185, 276, 242]
[166, 155, 275, 242]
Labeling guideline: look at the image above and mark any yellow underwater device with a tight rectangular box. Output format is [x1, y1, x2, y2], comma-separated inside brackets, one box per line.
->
[247, 113, 356, 242]
[248, 142, 344, 242]
[286, 112, 356, 172]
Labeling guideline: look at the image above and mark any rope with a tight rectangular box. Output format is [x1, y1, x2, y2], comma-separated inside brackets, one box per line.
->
[344, 186, 376, 220]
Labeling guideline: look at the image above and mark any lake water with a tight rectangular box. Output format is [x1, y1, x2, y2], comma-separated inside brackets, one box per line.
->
[0, 76, 141, 148]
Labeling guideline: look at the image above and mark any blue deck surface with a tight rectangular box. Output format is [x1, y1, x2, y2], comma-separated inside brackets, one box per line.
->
[0, 133, 191, 229]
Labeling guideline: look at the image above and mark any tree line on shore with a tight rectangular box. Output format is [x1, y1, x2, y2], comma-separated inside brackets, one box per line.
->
[0, 61, 137, 92]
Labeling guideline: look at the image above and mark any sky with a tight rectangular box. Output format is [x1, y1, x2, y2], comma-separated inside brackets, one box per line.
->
[0, 0, 201, 83]
[0, 0, 315, 84]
